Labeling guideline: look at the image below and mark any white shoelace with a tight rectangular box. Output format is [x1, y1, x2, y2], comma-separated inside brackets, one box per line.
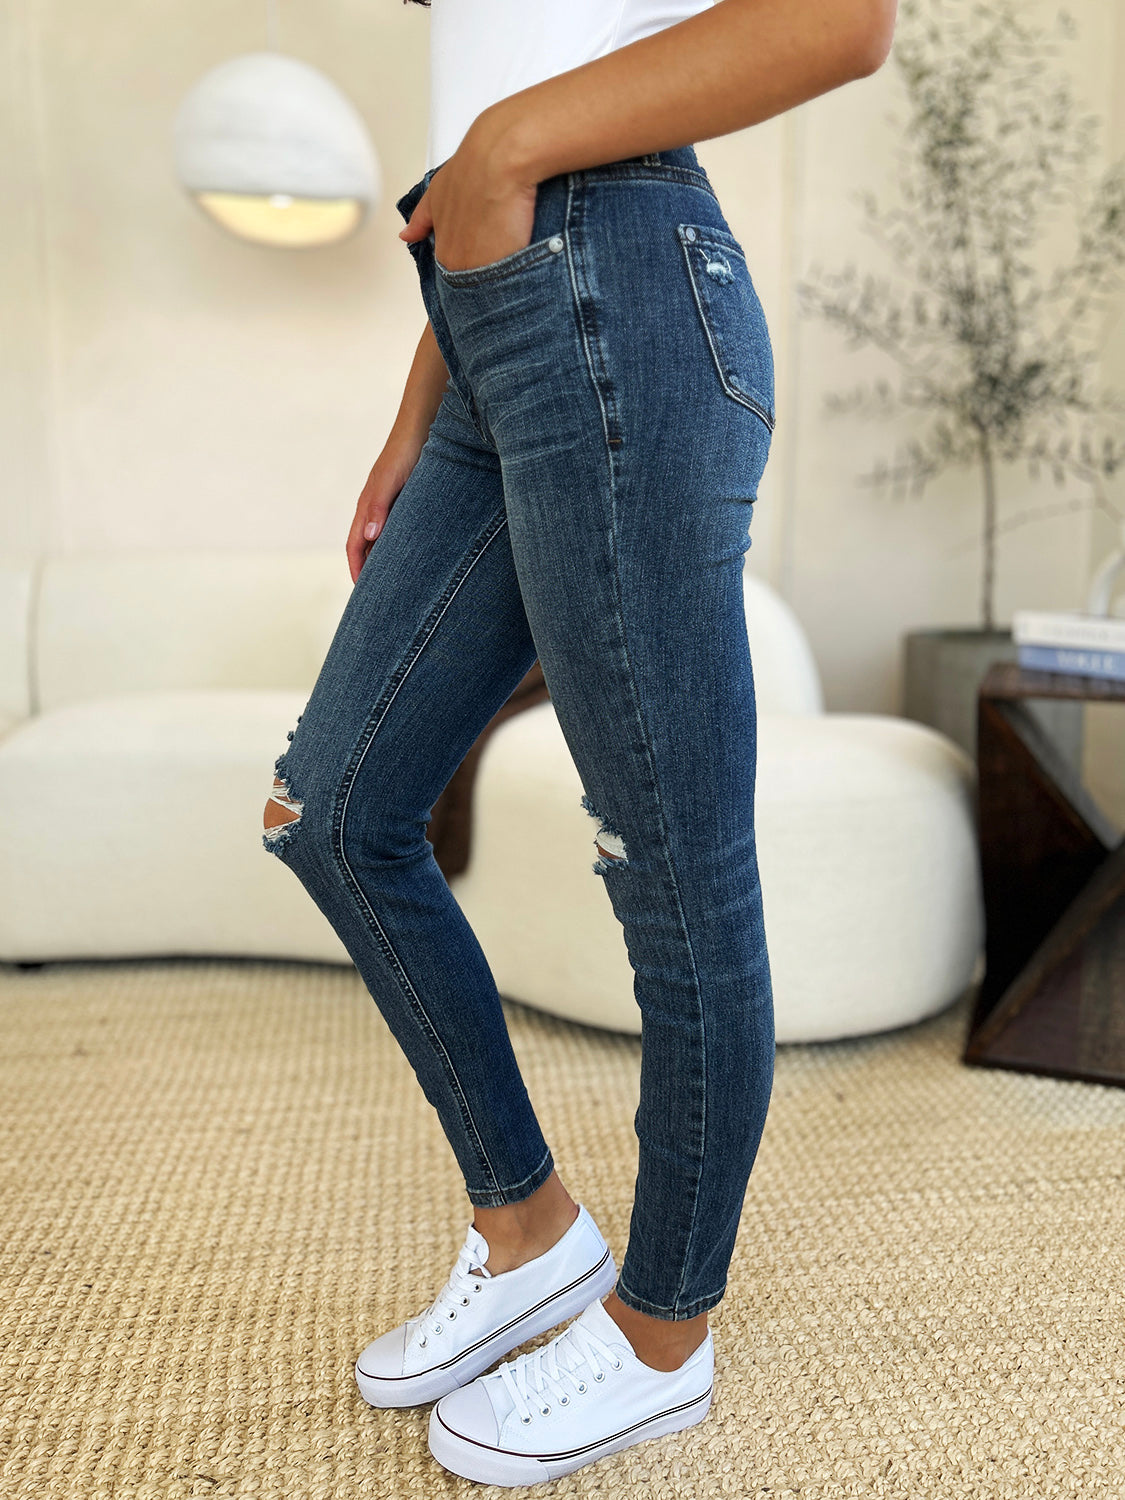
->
[410, 1230, 492, 1351]
[498, 1316, 624, 1425]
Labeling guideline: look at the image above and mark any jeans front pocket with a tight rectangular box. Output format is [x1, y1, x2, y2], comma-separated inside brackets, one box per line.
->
[678, 223, 775, 433]
[404, 234, 492, 442]
[434, 231, 569, 288]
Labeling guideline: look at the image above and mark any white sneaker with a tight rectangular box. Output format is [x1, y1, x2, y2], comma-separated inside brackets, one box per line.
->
[427, 1294, 714, 1486]
[354, 1203, 616, 1408]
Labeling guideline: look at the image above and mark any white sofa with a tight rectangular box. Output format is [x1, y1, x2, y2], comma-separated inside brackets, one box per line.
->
[0, 550, 984, 1042]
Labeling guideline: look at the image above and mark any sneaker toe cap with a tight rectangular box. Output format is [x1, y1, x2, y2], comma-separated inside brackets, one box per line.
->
[434, 1380, 500, 1444]
[356, 1323, 408, 1379]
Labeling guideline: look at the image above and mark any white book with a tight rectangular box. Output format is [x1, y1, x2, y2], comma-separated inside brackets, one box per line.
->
[1012, 608, 1125, 653]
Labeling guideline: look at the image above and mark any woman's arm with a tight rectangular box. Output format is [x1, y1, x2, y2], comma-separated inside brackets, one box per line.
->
[485, 0, 894, 183]
[402, 0, 897, 272]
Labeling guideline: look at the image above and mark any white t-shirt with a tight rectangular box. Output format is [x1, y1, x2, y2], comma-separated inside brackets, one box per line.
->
[426, 0, 716, 172]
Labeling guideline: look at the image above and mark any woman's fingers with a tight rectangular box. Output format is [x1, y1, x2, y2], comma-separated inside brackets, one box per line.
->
[347, 501, 391, 583]
[346, 445, 422, 583]
[346, 484, 387, 583]
[346, 513, 374, 585]
[398, 188, 434, 245]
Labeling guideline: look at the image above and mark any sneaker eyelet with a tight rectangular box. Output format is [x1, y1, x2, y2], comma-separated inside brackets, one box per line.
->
[461, 1296, 470, 1306]
[540, 1405, 551, 1416]
[418, 1337, 427, 1348]
[560, 1395, 570, 1406]
[435, 1323, 443, 1333]
[594, 1371, 605, 1382]
[612, 1359, 622, 1370]
[520, 1414, 532, 1426]
[448, 1310, 456, 1320]
[576, 1382, 587, 1394]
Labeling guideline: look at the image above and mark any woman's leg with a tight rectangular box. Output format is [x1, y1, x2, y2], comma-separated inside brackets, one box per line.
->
[263, 379, 561, 1226]
[432, 147, 776, 1361]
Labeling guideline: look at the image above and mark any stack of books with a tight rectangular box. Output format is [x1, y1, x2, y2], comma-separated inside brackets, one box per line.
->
[1013, 609, 1125, 683]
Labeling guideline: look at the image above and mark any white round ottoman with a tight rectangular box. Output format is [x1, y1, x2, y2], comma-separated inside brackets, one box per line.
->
[448, 702, 984, 1043]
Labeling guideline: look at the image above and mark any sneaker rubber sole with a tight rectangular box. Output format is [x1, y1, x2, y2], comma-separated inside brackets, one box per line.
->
[427, 1382, 713, 1485]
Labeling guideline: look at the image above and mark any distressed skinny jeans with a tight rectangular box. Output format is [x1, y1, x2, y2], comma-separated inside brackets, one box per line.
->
[263, 145, 776, 1321]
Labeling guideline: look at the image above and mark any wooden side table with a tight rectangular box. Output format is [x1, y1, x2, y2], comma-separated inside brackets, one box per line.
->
[427, 662, 550, 879]
[964, 661, 1125, 1086]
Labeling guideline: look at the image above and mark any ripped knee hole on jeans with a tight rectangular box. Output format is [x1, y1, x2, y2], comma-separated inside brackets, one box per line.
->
[581, 793, 629, 874]
[263, 769, 303, 853]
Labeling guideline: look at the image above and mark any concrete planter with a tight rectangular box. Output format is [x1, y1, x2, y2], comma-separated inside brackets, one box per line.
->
[903, 627, 1084, 772]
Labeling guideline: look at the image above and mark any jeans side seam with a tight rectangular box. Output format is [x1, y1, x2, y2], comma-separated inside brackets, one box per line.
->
[564, 175, 623, 450]
[611, 568, 710, 1318]
[332, 508, 514, 1199]
[572, 211, 710, 1311]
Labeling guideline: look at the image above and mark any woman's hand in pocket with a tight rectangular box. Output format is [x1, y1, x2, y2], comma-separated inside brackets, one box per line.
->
[399, 130, 539, 274]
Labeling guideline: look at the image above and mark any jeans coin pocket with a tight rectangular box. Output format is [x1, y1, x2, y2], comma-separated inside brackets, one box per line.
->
[678, 223, 775, 432]
[435, 232, 567, 288]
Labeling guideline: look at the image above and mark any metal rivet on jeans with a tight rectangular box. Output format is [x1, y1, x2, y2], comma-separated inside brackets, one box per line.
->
[684, 227, 697, 242]
[548, 235, 564, 253]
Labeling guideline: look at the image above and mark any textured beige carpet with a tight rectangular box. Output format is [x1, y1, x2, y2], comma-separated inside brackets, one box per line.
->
[2, 958, 1124, 1500]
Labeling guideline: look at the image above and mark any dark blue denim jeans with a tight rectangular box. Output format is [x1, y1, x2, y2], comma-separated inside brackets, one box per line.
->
[265, 144, 776, 1320]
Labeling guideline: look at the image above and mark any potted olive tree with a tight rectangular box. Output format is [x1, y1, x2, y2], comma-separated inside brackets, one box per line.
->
[797, 0, 1125, 763]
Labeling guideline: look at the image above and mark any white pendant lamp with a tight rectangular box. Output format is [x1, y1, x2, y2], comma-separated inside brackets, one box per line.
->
[174, 33, 380, 248]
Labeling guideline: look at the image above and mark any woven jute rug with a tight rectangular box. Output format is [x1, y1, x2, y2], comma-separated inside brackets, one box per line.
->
[2, 958, 1123, 1499]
